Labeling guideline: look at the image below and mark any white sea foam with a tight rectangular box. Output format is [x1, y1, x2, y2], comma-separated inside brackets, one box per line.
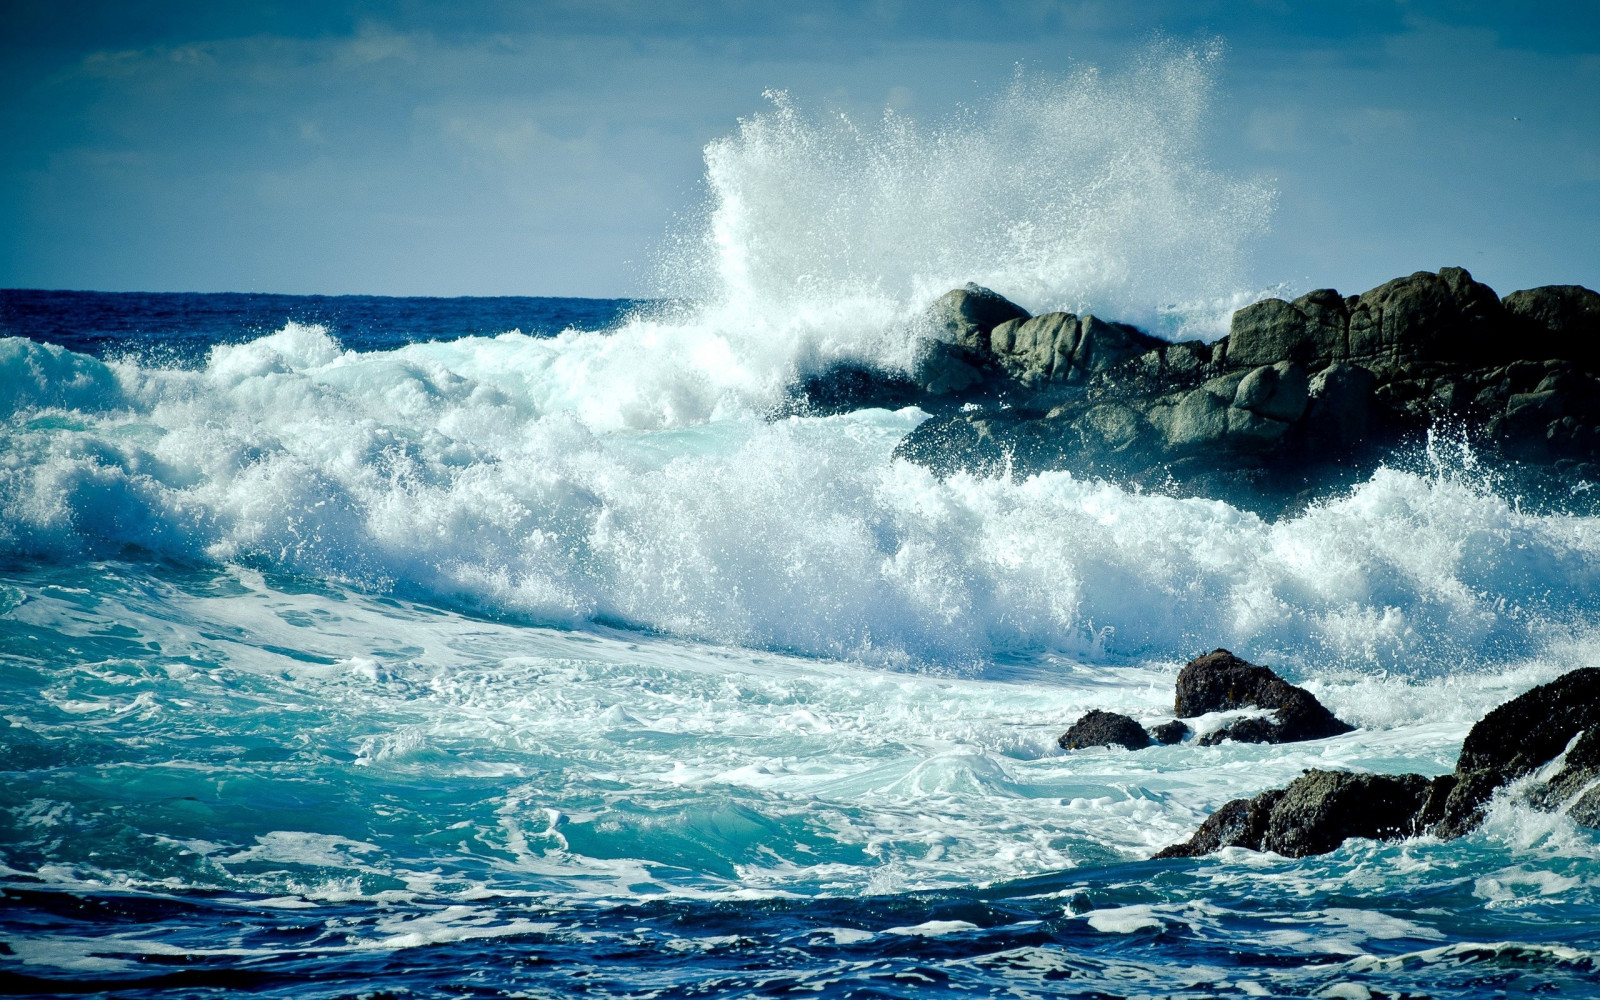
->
[2, 326, 1596, 674]
[660, 43, 1276, 343]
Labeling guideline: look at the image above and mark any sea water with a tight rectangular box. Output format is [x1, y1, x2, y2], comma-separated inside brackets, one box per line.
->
[4, 49, 1600, 998]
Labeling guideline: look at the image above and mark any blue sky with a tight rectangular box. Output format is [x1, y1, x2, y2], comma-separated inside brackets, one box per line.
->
[2, 1, 1597, 298]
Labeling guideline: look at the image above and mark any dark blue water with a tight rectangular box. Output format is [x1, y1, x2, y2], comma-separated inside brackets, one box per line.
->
[0, 289, 639, 361]
[4, 293, 1600, 999]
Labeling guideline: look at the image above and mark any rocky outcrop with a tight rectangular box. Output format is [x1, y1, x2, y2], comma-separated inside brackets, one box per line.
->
[1058, 710, 1152, 751]
[799, 268, 1600, 512]
[1174, 649, 1355, 745]
[990, 312, 1168, 388]
[1158, 667, 1600, 859]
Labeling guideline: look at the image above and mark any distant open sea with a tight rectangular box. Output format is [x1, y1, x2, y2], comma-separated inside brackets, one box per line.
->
[3, 285, 1600, 999]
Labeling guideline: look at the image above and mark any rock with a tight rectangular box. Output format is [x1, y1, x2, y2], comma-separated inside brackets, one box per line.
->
[913, 341, 989, 395]
[1157, 771, 1431, 859]
[1502, 285, 1600, 368]
[776, 363, 922, 417]
[1432, 667, 1600, 836]
[1155, 788, 1285, 858]
[1158, 666, 1600, 860]
[885, 273, 1600, 515]
[1262, 771, 1431, 857]
[1175, 649, 1355, 745]
[1304, 363, 1377, 447]
[1074, 403, 1150, 455]
[1163, 339, 1211, 374]
[1233, 362, 1310, 423]
[1072, 315, 1166, 376]
[990, 312, 1078, 386]
[1346, 267, 1506, 368]
[920, 283, 1030, 353]
[1226, 289, 1349, 368]
[1058, 709, 1152, 751]
[1148, 720, 1190, 745]
[1155, 383, 1234, 453]
[1455, 667, 1600, 780]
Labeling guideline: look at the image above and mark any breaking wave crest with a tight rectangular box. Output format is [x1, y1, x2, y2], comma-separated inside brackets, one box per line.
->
[2, 324, 1598, 674]
[659, 41, 1276, 349]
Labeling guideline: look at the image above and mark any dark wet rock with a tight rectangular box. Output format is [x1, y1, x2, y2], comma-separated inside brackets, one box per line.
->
[809, 268, 1600, 515]
[1432, 667, 1600, 837]
[913, 340, 991, 396]
[773, 363, 923, 417]
[1503, 285, 1600, 369]
[1148, 720, 1190, 745]
[1158, 667, 1600, 859]
[1263, 771, 1432, 857]
[1058, 709, 1152, 751]
[1174, 649, 1355, 745]
[1155, 788, 1285, 858]
[1157, 771, 1431, 859]
[1303, 362, 1377, 447]
[1455, 668, 1600, 781]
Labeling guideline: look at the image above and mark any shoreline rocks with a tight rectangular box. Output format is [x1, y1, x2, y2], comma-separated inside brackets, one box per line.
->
[1156, 667, 1600, 859]
[784, 267, 1600, 513]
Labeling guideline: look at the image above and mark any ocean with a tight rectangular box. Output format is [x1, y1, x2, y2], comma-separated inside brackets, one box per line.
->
[5, 56, 1600, 999]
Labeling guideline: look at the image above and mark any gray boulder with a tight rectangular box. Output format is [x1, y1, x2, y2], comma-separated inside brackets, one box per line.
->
[1225, 289, 1349, 368]
[990, 312, 1078, 386]
[1346, 266, 1505, 368]
[920, 283, 1030, 353]
[1233, 362, 1309, 423]
[1073, 315, 1165, 376]
[911, 284, 1031, 395]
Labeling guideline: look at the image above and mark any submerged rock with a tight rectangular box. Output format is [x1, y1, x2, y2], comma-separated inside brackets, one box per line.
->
[1058, 709, 1152, 751]
[1148, 720, 1190, 745]
[773, 363, 922, 417]
[1174, 649, 1355, 745]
